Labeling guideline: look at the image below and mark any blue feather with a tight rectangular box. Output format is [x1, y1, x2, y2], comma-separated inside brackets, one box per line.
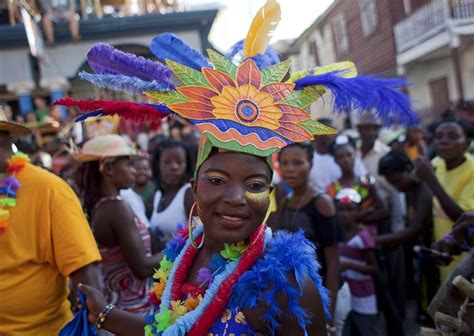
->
[230, 230, 330, 336]
[79, 72, 174, 95]
[226, 40, 280, 70]
[150, 33, 211, 71]
[74, 110, 104, 122]
[87, 43, 173, 85]
[294, 71, 418, 126]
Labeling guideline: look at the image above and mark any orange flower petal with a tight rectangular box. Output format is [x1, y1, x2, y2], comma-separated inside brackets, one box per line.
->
[238, 84, 259, 101]
[275, 121, 314, 142]
[177, 86, 217, 106]
[202, 68, 236, 93]
[253, 91, 275, 108]
[236, 59, 261, 88]
[260, 83, 294, 103]
[276, 104, 310, 122]
[170, 102, 216, 120]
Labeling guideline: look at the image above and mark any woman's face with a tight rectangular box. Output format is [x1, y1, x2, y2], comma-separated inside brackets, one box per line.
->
[279, 146, 312, 189]
[194, 152, 272, 244]
[109, 157, 136, 190]
[159, 147, 187, 187]
[334, 144, 355, 173]
[134, 158, 152, 186]
[434, 122, 467, 161]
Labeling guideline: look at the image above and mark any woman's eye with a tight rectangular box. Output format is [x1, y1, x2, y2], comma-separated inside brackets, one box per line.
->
[247, 182, 267, 192]
[207, 177, 225, 185]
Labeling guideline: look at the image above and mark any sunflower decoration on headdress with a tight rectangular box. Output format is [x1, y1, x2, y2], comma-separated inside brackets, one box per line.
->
[55, 0, 418, 161]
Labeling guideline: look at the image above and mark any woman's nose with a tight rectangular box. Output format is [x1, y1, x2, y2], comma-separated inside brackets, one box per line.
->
[223, 183, 246, 206]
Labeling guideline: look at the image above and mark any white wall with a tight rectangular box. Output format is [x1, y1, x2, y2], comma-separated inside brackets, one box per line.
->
[405, 56, 457, 109]
[461, 44, 474, 101]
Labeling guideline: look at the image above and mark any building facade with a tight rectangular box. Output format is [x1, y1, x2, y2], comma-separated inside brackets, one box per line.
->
[394, 0, 474, 121]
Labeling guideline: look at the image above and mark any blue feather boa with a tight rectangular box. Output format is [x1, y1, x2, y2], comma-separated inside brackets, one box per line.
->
[230, 230, 330, 335]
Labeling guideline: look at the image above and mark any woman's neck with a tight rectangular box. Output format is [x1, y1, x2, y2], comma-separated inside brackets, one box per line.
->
[100, 180, 120, 197]
[201, 235, 226, 257]
[132, 182, 148, 195]
[340, 170, 355, 183]
[161, 182, 182, 195]
[291, 183, 309, 198]
[445, 154, 466, 170]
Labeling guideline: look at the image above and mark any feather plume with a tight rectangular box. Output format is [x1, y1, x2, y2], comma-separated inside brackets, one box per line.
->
[54, 97, 171, 126]
[87, 43, 174, 86]
[226, 40, 280, 70]
[150, 33, 211, 71]
[243, 0, 281, 58]
[74, 109, 104, 122]
[294, 72, 418, 126]
[79, 72, 174, 95]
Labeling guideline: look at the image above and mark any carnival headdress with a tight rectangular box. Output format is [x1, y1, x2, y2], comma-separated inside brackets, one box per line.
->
[55, 0, 417, 165]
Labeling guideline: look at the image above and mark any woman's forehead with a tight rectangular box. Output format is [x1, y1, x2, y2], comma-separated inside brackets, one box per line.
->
[200, 152, 271, 178]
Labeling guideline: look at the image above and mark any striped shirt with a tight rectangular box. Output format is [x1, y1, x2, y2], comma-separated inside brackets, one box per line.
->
[339, 229, 377, 314]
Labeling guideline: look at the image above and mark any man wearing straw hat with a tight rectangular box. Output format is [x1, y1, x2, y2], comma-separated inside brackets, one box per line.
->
[0, 110, 102, 335]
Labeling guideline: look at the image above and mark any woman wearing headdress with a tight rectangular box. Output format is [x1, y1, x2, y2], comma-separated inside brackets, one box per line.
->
[57, 1, 418, 334]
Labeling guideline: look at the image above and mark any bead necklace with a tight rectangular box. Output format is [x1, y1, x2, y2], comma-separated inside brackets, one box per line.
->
[0, 152, 29, 234]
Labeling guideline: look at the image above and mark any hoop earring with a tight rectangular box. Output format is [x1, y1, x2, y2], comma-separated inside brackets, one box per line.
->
[188, 202, 204, 249]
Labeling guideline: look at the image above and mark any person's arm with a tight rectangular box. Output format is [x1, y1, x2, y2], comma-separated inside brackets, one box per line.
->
[376, 186, 433, 246]
[340, 249, 377, 275]
[314, 194, 338, 328]
[277, 278, 327, 336]
[79, 284, 146, 336]
[70, 262, 100, 291]
[415, 157, 464, 221]
[109, 202, 162, 279]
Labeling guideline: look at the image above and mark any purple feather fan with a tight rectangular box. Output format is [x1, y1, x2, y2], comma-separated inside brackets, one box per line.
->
[87, 43, 174, 86]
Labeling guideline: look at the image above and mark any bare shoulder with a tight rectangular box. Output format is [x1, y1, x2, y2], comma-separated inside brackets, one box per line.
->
[314, 193, 336, 217]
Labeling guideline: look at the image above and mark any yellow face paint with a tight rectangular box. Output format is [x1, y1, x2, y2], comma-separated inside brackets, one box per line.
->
[245, 189, 270, 204]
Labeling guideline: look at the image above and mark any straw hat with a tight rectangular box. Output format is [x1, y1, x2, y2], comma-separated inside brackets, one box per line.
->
[0, 106, 31, 137]
[75, 134, 137, 162]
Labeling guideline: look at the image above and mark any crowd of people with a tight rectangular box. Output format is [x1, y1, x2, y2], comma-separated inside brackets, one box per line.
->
[1, 103, 472, 335]
[1, 0, 473, 334]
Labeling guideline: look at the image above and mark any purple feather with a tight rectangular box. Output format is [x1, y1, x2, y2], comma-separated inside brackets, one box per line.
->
[196, 267, 213, 285]
[79, 72, 174, 95]
[150, 33, 211, 71]
[294, 71, 419, 126]
[87, 43, 174, 86]
[2, 176, 21, 191]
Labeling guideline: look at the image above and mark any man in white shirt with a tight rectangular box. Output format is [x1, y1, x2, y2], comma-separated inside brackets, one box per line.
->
[356, 111, 407, 333]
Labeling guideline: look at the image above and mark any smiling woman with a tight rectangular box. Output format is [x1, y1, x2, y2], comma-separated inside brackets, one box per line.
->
[57, 0, 418, 334]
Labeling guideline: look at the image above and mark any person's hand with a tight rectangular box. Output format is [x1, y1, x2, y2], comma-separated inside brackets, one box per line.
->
[453, 212, 474, 234]
[78, 283, 108, 325]
[414, 157, 435, 181]
[431, 240, 454, 266]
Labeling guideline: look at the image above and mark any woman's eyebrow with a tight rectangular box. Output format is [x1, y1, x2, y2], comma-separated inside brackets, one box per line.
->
[202, 168, 230, 177]
[246, 174, 271, 182]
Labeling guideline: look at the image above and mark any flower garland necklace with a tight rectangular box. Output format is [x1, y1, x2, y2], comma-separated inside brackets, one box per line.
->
[0, 152, 29, 234]
[146, 222, 270, 336]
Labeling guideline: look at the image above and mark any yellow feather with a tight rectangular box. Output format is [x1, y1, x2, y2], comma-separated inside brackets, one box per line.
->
[243, 0, 281, 58]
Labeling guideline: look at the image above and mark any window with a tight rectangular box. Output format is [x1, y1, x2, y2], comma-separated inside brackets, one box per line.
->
[359, 0, 378, 36]
[333, 13, 350, 55]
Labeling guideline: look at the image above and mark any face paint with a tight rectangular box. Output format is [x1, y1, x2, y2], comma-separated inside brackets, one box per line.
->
[245, 189, 270, 204]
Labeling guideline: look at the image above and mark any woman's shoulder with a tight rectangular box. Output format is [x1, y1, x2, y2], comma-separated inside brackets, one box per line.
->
[231, 230, 330, 333]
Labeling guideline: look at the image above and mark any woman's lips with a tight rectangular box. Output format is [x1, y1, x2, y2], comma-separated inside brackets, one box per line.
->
[216, 213, 248, 229]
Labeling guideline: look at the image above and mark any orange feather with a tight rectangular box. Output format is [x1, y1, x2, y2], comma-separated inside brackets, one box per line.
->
[243, 0, 281, 58]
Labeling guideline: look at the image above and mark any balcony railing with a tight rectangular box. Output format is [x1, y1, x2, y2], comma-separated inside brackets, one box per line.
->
[394, 0, 474, 54]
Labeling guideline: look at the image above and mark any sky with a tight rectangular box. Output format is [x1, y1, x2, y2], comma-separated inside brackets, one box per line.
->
[181, 0, 334, 52]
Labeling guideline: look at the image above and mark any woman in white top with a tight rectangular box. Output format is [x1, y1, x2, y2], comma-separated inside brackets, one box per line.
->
[149, 139, 194, 242]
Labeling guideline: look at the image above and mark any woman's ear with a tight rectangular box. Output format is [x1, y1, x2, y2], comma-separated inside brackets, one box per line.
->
[101, 161, 114, 177]
[191, 178, 198, 197]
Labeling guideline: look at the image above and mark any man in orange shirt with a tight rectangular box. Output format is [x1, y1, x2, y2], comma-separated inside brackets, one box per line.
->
[0, 112, 102, 335]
